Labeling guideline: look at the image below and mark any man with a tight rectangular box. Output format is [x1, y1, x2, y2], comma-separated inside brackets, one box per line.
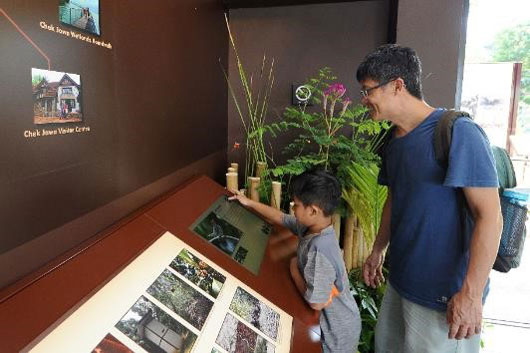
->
[357, 44, 502, 353]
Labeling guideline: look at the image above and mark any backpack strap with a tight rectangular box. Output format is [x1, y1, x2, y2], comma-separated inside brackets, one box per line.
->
[434, 110, 471, 168]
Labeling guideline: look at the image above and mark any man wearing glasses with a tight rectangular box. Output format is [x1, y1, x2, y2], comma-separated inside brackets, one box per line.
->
[357, 44, 502, 353]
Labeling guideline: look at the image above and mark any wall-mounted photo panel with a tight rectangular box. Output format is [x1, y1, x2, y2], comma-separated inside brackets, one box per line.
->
[115, 295, 198, 353]
[190, 196, 272, 274]
[147, 269, 214, 330]
[28, 233, 292, 353]
[91, 333, 132, 353]
[59, 0, 101, 36]
[32, 68, 83, 125]
[230, 287, 280, 341]
[216, 313, 276, 353]
[170, 249, 226, 298]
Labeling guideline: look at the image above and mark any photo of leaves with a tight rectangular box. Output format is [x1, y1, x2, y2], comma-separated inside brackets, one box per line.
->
[230, 287, 280, 340]
[216, 313, 275, 353]
[147, 269, 214, 330]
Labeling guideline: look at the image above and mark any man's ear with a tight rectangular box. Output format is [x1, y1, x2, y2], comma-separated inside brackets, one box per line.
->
[394, 78, 406, 93]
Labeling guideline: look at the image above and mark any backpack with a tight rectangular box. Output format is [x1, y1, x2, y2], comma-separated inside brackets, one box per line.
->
[434, 110, 527, 272]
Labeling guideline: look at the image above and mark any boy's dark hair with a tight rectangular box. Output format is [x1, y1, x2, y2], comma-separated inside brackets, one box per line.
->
[290, 170, 341, 216]
[356, 44, 424, 100]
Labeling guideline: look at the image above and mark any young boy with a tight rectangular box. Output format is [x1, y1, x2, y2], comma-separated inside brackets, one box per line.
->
[229, 170, 361, 353]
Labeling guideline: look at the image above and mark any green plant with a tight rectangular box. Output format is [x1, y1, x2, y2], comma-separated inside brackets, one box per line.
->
[342, 162, 388, 248]
[221, 14, 275, 185]
[349, 268, 387, 353]
[266, 68, 390, 199]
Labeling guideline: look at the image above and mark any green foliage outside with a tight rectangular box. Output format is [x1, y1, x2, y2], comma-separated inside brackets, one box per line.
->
[491, 22, 530, 132]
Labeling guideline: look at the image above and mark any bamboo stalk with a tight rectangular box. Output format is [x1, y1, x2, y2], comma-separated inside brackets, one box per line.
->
[351, 218, 360, 269]
[227, 167, 236, 173]
[270, 181, 281, 209]
[248, 177, 260, 202]
[332, 213, 341, 242]
[231, 163, 239, 173]
[344, 213, 355, 271]
[255, 161, 267, 177]
[226, 172, 238, 192]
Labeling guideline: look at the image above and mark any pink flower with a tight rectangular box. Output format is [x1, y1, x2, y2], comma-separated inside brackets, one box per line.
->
[324, 83, 346, 98]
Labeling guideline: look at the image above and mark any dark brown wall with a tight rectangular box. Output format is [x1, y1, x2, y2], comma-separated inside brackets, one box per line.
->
[226, 1, 390, 170]
[396, 0, 468, 108]
[0, 0, 228, 288]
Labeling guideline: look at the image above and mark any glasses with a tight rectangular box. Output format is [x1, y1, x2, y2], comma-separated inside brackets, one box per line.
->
[360, 79, 396, 98]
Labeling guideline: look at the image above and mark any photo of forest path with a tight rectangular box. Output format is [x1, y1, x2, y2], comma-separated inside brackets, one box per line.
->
[193, 212, 243, 255]
[170, 249, 226, 298]
[115, 296, 197, 353]
[147, 269, 214, 330]
[230, 287, 280, 340]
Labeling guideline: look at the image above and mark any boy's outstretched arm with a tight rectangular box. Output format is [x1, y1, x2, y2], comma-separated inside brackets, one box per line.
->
[228, 190, 285, 226]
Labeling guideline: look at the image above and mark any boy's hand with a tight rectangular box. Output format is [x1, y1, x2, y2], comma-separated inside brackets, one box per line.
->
[228, 190, 252, 207]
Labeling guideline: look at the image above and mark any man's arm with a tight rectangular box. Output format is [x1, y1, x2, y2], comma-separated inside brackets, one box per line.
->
[363, 191, 392, 287]
[229, 190, 284, 226]
[447, 187, 502, 340]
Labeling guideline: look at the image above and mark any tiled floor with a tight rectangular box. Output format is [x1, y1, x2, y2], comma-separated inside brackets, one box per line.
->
[481, 220, 530, 353]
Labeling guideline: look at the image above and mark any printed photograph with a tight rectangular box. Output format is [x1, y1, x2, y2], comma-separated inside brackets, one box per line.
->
[170, 249, 226, 298]
[59, 0, 100, 35]
[193, 212, 243, 256]
[147, 269, 214, 330]
[91, 333, 132, 353]
[233, 247, 248, 264]
[115, 296, 197, 353]
[211, 348, 223, 353]
[229, 287, 280, 340]
[32, 68, 83, 124]
[216, 313, 275, 353]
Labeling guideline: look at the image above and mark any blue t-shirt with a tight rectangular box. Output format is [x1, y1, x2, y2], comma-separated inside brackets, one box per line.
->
[379, 108, 498, 311]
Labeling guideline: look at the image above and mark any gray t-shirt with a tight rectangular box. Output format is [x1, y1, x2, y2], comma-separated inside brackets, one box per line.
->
[283, 214, 361, 353]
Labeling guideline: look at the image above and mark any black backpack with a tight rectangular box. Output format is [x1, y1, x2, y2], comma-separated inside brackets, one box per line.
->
[434, 110, 527, 272]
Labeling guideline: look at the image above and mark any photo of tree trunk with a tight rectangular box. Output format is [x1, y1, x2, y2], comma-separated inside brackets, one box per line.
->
[170, 249, 226, 298]
[115, 296, 197, 353]
[216, 313, 275, 353]
[147, 269, 214, 330]
[229, 287, 280, 340]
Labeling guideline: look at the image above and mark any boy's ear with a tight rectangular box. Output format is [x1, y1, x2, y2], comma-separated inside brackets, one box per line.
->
[310, 204, 321, 216]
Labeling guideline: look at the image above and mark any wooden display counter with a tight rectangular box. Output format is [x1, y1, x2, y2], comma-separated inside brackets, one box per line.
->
[0, 175, 321, 352]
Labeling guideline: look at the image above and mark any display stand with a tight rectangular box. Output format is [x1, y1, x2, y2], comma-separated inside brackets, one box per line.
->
[0, 176, 321, 353]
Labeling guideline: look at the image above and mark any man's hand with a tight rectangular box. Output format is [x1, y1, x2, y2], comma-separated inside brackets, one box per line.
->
[446, 291, 482, 340]
[228, 190, 252, 207]
[363, 249, 385, 288]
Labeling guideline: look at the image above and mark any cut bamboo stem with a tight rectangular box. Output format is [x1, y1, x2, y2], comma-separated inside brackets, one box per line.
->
[230, 163, 239, 173]
[255, 161, 267, 177]
[248, 177, 260, 202]
[227, 167, 236, 173]
[270, 181, 281, 209]
[226, 172, 238, 192]
[344, 213, 355, 271]
[332, 213, 341, 242]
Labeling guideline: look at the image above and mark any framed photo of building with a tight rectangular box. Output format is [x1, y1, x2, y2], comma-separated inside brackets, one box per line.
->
[28, 232, 293, 353]
[32, 68, 83, 125]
